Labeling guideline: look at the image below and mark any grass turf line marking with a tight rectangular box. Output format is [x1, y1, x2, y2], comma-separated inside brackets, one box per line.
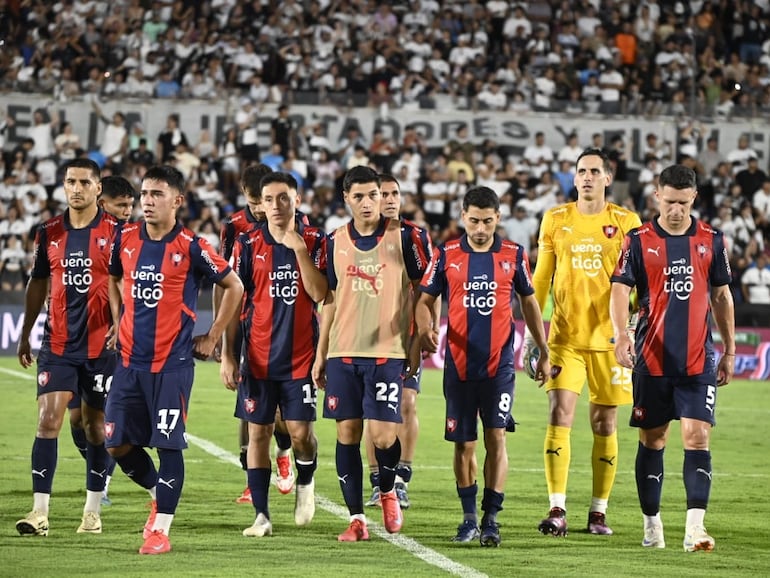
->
[187, 433, 488, 578]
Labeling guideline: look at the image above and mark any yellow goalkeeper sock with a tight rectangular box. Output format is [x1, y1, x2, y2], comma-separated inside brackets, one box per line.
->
[591, 432, 619, 506]
[544, 424, 571, 497]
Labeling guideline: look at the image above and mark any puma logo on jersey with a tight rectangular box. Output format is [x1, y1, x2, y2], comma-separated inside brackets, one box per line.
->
[255, 253, 267, 262]
[124, 247, 136, 258]
[647, 247, 660, 256]
[448, 263, 462, 271]
[50, 240, 61, 248]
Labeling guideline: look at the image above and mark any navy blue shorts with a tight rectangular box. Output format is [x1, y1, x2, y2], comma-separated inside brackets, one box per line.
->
[630, 372, 718, 429]
[235, 373, 317, 424]
[443, 368, 515, 443]
[37, 350, 116, 411]
[403, 359, 422, 393]
[105, 364, 193, 450]
[322, 358, 405, 423]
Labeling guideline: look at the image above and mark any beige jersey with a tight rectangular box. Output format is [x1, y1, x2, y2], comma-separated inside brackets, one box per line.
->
[329, 219, 412, 359]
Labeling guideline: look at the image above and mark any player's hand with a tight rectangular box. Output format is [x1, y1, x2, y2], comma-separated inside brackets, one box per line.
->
[192, 333, 218, 360]
[418, 327, 439, 355]
[17, 338, 33, 369]
[277, 229, 305, 252]
[220, 355, 239, 390]
[212, 342, 222, 363]
[613, 333, 635, 369]
[716, 353, 734, 387]
[105, 324, 118, 351]
[405, 338, 422, 380]
[312, 357, 327, 390]
[533, 346, 551, 387]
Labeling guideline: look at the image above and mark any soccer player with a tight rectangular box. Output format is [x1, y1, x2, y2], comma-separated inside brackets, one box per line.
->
[16, 158, 119, 537]
[364, 174, 433, 510]
[413, 185, 550, 547]
[610, 164, 735, 552]
[219, 164, 297, 503]
[106, 165, 243, 554]
[312, 166, 431, 542]
[526, 147, 642, 537]
[67, 174, 139, 506]
[221, 172, 327, 537]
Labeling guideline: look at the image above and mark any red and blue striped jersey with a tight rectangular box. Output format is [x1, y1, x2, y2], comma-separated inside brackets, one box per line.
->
[420, 234, 534, 381]
[220, 208, 261, 260]
[232, 221, 326, 379]
[611, 218, 732, 377]
[30, 209, 118, 360]
[110, 222, 232, 372]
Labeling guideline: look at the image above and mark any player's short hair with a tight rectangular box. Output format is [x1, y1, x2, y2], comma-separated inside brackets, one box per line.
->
[102, 175, 137, 199]
[378, 173, 400, 189]
[658, 164, 697, 190]
[463, 186, 500, 212]
[143, 165, 185, 195]
[241, 163, 272, 199]
[63, 158, 100, 179]
[260, 171, 298, 192]
[343, 166, 380, 192]
[576, 147, 612, 173]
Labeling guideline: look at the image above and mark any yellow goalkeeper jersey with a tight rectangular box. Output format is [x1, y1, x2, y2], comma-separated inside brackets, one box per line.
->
[533, 202, 642, 351]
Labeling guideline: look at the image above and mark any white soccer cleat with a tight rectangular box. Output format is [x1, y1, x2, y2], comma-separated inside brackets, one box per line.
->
[683, 525, 714, 552]
[77, 511, 102, 534]
[16, 510, 49, 536]
[243, 513, 273, 537]
[642, 523, 666, 548]
[294, 480, 316, 526]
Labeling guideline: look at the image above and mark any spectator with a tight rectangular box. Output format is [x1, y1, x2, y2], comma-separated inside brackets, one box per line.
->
[54, 121, 81, 162]
[156, 114, 188, 164]
[741, 252, 770, 304]
[522, 131, 554, 179]
[0, 235, 28, 291]
[735, 155, 767, 200]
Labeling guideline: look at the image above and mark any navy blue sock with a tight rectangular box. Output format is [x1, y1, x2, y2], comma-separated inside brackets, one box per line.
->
[369, 469, 381, 489]
[481, 488, 504, 524]
[71, 427, 87, 460]
[457, 483, 478, 521]
[375, 437, 401, 493]
[396, 461, 413, 483]
[336, 442, 364, 515]
[683, 449, 712, 510]
[636, 442, 665, 516]
[296, 455, 316, 486]
[156, 449, 184, 515]
[274, 430, 292, 452]
[248, 467, 271, 517]
[115, 446, 158, 490]
[31, 437, 57, 494]
[85, 441, 110, 492]
[105, 455, 117, 477]
[239, 447, 248, 471]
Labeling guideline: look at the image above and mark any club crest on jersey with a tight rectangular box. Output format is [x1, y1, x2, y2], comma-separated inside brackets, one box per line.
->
[244, 398, 256, 413]
[696, 243, 708, 257]
[499, 260, 512, 274]
[104, 422, 115, 439]
[170, 252, 184, 266]
[37, 371, 50, 387]
[326, 395, 339, 411]
[96, 236, 109, 250]
[603, 225, 618, 239]
[446, 417, 457, 433]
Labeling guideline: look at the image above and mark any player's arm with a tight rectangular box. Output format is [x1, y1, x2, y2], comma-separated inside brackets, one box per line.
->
[106, 274, 122, 350]
[312, 289, 336, 390]
[195, 270, 243, 360]
[610, 281, 634, 369]
[17, 277, 48, 368]
[710, 283, 736, 386]
[414, 290, 438, 354]
[219, 297, 241, 391]
[519, 292, 550, 385]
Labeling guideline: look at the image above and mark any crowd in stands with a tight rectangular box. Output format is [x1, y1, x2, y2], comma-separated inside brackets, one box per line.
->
[0, 0, 769, 318]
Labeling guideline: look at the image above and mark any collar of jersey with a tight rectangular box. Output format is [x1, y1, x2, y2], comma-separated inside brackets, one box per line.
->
[347, 216, 387, 240]
[140, 221, 182, 242]
[460, 233, 502, 253]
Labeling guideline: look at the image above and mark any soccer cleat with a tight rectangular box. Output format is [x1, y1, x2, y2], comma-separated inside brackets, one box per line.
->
[451, 520, 480, 543]
[642, 523, 666, 549]
[16, 510, 49, 536]
[395, 481, 410, 509]
[380, 489, 403, 534]
[294, 480, 315, 526]
[338, 519, 369, 542]
[479, 520, 501, 547]
[538, 507, 568, 536]
[139, 529, 171, 554]
[683, 525, 715, 552]
[236, 486, 253, 504]
[587, 511, 613, 535]
[143, 500, 158, 539]
[77, 511, 102, 534]
[243, 513, 273, 537]
[101, 492, 112, 507]
[275, 454, 295, 495]
[365, 486, 381, 507]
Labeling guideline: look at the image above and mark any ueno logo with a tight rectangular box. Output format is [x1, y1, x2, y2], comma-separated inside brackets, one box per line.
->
[570, 242, 604, 278]
[60, 254, 94, 294]
[663, 259, 693, 301]
[462, 279, 497, 316]
[130, 269, 165, 308]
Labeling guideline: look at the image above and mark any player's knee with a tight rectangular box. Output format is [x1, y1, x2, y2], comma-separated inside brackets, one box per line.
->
[68, 409, 83, 430]
[107, 443, 131, 459]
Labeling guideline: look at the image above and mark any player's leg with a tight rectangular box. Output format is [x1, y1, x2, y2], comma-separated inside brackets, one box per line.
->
[539, 345, 583, 536]
[395, 381, 419, 509]
[632, 373, 675, 549]
[236, 418, 251, 503]
[363, 422, 380, 507]
[68, 396, 87, 460]
[678, 380, 718, 552]
[585, 351, 632, 534]
[273, 409, 295, 494]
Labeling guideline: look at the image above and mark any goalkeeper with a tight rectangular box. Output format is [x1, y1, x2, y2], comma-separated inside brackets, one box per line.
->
[524, 148, 642, 538]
